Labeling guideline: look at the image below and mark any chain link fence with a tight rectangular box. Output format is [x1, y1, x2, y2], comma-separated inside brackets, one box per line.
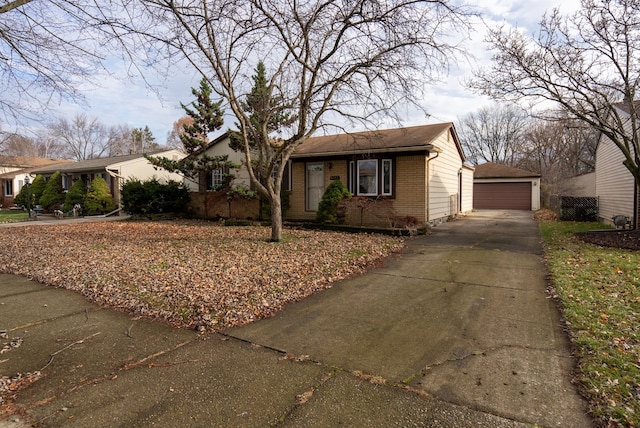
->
[549, 195, 599, 222]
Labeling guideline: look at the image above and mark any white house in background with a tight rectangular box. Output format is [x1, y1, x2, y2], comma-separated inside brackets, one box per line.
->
[31, 150, 187, 208]
[180, 132, 252, 192]
[594, 102, 639, 227]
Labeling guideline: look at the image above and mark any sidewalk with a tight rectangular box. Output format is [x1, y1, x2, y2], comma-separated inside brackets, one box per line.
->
[0, 210, 592, 427]
[0, 214, 129, 228]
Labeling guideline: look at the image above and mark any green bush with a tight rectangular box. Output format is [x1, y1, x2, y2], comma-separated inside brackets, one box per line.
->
[316, 179, 351, 224]
[121, 178, 190, 215]
[29, 175, 46, 206]
[39, 171, 66, 210]
[14, 175, 46, 208]
[12, 182, 28, 208]
[63, 179, 87, 212]
[84, 177, 116, 215]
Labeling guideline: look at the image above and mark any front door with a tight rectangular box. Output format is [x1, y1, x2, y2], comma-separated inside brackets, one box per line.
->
[306, 163, 324, 211]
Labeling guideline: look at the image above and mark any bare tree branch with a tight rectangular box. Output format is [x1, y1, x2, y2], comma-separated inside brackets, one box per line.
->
[134, 0, 474, 240]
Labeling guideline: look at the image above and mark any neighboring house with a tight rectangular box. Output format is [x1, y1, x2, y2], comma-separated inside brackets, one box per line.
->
[0, 157, 70, 208]
[562, 172, 596, 197]
[31, 150, 186, 209]
[473, 163, 541, 211]
[180, 132, 252, 192]
[594, 102, 639, 227]
[287, 122, 473, 227]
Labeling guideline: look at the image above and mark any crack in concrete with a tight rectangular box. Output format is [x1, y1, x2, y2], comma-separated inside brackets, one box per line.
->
[375, 272, 538, 292]
[404, 343, 564, 384]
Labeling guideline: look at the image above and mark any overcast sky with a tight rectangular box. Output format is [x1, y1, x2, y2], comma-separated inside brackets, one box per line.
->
[53, 0, 582, 145]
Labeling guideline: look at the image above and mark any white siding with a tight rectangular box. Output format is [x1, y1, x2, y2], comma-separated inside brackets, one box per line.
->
[428, 129, 464, 223]
[114, 149, 187, 184]
[595, 136, 635, 225]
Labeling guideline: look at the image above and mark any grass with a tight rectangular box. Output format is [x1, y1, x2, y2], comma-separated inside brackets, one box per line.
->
[540, 220, 640, 427]
[0, 210, 28, 223]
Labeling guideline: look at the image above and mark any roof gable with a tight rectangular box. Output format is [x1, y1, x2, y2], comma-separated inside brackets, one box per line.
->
[474, 162, 540, 178]
[292, 122, 463, 159]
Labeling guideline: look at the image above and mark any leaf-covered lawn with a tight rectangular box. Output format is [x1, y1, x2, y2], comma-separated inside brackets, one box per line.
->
[0, 220, 404, 331]
[540, 221, 640, 427]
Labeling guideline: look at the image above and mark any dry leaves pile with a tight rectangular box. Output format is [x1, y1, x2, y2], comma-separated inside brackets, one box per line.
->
[0, 220, 404, 331]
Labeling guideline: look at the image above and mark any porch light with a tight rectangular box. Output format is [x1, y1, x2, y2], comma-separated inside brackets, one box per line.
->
[24, 175, 31, 218]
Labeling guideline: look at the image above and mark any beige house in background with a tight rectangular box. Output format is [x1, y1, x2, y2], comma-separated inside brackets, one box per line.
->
[287, 122, 473, 227]
[179, 132, 252, 192]
[31, 150, 186, 209]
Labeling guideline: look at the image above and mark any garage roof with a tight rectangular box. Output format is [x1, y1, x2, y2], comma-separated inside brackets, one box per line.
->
[474, 162, 540, 179]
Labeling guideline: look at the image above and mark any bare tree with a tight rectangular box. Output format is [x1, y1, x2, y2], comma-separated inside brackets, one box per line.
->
[0, 1, 154, 124]
[517, 114, 598, 206]
[470, 0, 640, 205]
[457, 103, 528, 165]
[0, 133, 37, 157]
[49, 114, 110, 160]
[135, 0, 473, 241]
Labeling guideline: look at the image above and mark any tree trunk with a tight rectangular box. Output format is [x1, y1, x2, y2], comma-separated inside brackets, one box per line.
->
[270, 194, 283, 242]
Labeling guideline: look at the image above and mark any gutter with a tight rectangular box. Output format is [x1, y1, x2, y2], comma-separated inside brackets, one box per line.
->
[291, 144, 437, 158]
[425, 146, 442, 223]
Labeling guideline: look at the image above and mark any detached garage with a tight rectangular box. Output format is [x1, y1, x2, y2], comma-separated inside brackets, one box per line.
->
[473, 163, 541, 211]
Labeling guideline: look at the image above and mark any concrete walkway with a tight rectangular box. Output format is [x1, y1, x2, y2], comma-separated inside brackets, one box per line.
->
[0, 210, 592, 427]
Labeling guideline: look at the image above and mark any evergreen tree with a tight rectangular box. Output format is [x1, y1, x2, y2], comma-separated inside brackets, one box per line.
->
[39, 171, 65, 210]
[316, 180, 351, 224]
[29, 175, 46, 206]
[131, 126, 158, 153]
[84, 177, 115, 215]
[229, 61, 296, 240]
[146, 77, 237, 191]
[63, 179, 87, 212]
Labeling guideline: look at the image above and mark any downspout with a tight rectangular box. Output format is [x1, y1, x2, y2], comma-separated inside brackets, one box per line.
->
[106, 167, 122, 210]
[425, 147, 442, 224]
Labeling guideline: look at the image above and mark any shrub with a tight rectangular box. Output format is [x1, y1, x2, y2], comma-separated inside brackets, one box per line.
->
[63, 180, 87, 212]
[39, 171, 66, 210]
[12, 182, 28, 208]
[121, 178, 190, 215]
[29, 175, 46, 206]
[316, 179, 351, 224]
[84, 177, 116, 215]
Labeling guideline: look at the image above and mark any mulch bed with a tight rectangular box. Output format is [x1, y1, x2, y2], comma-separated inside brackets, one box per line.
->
[576, 229, 640, 250]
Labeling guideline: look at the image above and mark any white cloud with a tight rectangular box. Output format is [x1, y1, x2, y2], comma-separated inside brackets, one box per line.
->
[45, 0, 585, 142]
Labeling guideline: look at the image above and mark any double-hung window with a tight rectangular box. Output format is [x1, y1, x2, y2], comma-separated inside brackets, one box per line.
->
[4, 180, 13, 196]
[349, 158, 394, 197]
[211, 168, 224, 188]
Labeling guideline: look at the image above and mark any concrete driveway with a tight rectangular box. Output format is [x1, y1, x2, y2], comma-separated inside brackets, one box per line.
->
[0, 210, 592, 427]
[227, 210, 593, 427]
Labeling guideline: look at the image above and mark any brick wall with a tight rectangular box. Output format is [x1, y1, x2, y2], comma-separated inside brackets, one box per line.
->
[188, 191, 260, 219]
